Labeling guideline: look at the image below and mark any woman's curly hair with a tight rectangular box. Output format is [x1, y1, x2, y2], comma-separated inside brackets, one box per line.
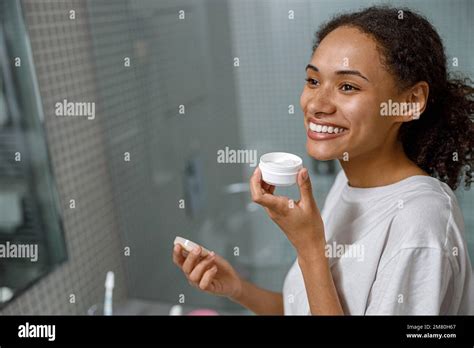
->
[313, 6, 474, 190]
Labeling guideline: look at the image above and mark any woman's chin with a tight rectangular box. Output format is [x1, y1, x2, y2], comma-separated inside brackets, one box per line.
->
[306, 142, 340, 161]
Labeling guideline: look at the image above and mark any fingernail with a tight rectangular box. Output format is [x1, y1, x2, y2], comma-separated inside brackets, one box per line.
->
[174, 245, 179, 251]
[210, 251, 215, 257]
[193, 247, 200, 255]
[302, 169, 308, 181]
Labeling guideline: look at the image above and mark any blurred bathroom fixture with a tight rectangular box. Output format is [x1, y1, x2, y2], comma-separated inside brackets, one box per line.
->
[0, 287, 13, 303]
[0, 190, 23, 233]
[183, 154, 207, 219]
[169, 304, 183, 315]
[104, 271, 115, 316]
[312, 159, 336, 175]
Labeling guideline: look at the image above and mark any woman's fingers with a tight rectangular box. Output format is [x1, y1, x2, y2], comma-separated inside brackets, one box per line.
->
[249, 167, 263, 193]
[188, 252, 216, 283]
[199, 265, 218, 291]
[297, 168, 316, 207]
[181, 246, 203, 274]
[261, 180, 276, 194]
[250, 167, 281, 210]
[172, 244, 185, 267]
[173, 245, 221, 293]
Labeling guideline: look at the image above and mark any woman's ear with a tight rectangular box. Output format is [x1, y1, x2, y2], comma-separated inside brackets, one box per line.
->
[404, 81, 430, 121]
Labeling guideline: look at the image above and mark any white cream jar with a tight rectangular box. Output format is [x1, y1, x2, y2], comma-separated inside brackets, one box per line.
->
[259, 152, 303, 187]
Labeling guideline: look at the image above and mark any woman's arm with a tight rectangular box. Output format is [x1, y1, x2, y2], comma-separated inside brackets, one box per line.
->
[298, 244, 344, 315]
[230, 279, 284, 315]
[249, 167, 344, 315]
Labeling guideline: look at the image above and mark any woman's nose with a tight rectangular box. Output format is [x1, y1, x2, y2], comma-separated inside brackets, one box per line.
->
[306, 87, 337, 116]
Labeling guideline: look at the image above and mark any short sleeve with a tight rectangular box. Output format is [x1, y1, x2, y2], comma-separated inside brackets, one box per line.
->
[365, 247, 453, 315]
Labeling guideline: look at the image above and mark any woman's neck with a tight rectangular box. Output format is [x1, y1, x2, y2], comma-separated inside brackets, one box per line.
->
[339, 141, 428, 188]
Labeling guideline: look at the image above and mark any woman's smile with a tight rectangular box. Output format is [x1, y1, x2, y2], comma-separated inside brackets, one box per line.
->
[306, 117, 350, 141]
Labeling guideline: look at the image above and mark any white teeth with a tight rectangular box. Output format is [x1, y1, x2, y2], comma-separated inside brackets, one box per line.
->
[309, 122, 347, 134]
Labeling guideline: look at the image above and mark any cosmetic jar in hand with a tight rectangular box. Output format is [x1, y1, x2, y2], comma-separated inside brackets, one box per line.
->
[259, 152, 303, 187]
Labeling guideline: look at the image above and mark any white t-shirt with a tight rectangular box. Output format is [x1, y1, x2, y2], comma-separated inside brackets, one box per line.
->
[283, 169, 474, 315]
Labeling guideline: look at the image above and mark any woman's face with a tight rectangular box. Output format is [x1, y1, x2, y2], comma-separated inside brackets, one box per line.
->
[301, 26, 404, 161]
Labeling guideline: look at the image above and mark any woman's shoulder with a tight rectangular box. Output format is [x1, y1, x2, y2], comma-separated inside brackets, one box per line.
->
[394, 175, 459, 219]
[388, 175, 464, 253]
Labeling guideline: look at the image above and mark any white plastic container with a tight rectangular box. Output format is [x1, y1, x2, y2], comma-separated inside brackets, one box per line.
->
[258, 152, 303, 187]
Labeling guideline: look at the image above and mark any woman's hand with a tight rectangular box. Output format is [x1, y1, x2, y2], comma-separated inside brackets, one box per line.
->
[172, 244, 243, 299]
[249, 167, 326, 258]
[249, 167, 344, 315]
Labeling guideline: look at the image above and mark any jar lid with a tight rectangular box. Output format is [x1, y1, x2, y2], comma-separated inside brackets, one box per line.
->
[259, 152, 303, 174]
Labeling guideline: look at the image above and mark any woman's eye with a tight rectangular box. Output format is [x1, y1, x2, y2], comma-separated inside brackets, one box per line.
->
[341, 84, 359, 92]
[305, 78, 319, 86]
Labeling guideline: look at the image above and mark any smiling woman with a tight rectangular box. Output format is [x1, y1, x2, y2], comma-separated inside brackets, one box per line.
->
[302, 6, 473, 189]
[285, 5, 474, 315]
[172, 4, 474, 316]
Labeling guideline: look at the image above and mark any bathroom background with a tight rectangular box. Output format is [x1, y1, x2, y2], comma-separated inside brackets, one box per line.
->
[0, 0, 472, 315]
